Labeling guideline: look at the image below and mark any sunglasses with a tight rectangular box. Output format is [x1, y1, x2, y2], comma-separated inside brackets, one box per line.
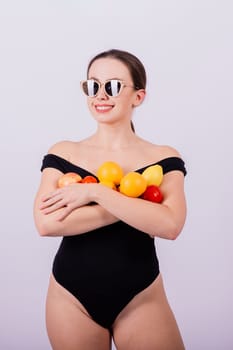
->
[80, 79, 136, 97]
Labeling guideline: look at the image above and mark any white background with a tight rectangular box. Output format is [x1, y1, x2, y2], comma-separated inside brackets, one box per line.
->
[0, 1, 232, 349]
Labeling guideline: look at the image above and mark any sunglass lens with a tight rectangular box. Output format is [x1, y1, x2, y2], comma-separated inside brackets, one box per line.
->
[82, 80, 99, 96]
[105, 80, 121, 96]
[92, 81, 99, 96]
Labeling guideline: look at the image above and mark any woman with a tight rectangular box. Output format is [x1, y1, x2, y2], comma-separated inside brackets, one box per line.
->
[34, 49, 187, 350]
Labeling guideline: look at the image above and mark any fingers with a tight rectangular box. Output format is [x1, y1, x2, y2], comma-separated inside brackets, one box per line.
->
[40, 189, 61, 205]
[39, 184, 87, 218]
[40, 191, 65, 214]
[41, 201, 66, 214]
[39, 187, 78, 217]
[40, 198, 60, 211]
[55, 206, 73, 221]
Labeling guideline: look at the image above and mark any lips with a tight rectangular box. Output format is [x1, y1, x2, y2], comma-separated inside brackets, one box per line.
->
[95, 104, 114, 113]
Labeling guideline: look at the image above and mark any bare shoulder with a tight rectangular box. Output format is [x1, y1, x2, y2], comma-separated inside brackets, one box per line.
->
[141, 139, 182, 160]
[47, 140, 79, 161]
[155, 144, 182, 159]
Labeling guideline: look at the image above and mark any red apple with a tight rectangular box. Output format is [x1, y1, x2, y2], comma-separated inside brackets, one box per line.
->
[58, 172, 82, 188]
[142, 185, 163, 203]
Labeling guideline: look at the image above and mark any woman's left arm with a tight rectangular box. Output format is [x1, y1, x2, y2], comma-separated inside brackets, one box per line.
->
[93, 170, 186, 240]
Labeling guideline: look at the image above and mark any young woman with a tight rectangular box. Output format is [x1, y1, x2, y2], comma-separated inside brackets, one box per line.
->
[34, 49, 187, 350]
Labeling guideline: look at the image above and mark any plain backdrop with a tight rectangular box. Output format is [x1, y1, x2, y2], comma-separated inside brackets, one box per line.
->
[0, 1, 232, 349]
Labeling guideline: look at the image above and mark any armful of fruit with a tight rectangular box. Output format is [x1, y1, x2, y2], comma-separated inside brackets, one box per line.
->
[58, 161, 164, 204]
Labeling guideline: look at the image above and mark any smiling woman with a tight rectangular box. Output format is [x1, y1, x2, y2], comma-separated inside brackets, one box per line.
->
[83, 56, 146, 130]
[33, 49, 187, 350]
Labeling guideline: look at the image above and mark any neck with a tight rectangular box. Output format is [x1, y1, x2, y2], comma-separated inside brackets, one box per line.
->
[87, 124, 139, 151]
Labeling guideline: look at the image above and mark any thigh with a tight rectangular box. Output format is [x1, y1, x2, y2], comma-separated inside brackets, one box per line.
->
[112, 275, 185, 350]
[46, 274, 111, 350]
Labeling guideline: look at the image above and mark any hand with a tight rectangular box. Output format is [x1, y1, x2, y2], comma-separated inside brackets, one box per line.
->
[40, 183, 95, 220]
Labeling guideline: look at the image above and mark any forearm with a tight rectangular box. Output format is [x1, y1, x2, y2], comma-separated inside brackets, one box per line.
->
[35, 204, 118, 237]
[92, 184, 186, 239]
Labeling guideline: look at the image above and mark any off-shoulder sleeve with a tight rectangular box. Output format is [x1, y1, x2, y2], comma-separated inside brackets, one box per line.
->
[40, 154, 67, 173]
[158, 157, 187, 176]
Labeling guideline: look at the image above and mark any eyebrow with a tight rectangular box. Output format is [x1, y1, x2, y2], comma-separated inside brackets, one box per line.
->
[88, 76, 124, 81]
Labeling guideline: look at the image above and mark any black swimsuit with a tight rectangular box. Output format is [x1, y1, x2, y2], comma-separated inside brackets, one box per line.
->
[41, 154, 186, 329]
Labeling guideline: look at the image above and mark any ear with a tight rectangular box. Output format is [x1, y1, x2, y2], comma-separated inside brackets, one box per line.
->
[132, 89, 146, 107]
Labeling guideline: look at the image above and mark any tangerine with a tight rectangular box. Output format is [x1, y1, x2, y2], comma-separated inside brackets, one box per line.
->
[97, 161, 124, 185]
[120, 172, 147, 197]
[81, 175, 98, 183]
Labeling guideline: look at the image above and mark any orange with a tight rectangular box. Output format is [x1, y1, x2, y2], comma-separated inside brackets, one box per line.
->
[58, 172, 82, 188]
[119, 172, 147, 197]
[97, 161, 124, 185]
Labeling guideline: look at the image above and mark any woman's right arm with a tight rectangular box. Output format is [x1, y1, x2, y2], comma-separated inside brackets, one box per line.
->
[33, 167, 118, 237]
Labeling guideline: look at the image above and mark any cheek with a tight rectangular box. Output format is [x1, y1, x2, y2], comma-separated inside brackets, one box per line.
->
[118, 96, 135, 110]
[87, 99, 94, 112]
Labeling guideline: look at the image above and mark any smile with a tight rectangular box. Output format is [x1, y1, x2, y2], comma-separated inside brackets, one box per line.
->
[95, 105, 114, 112]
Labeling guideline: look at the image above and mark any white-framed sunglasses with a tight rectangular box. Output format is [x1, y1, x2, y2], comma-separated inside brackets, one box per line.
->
[80, 79, 136, 97]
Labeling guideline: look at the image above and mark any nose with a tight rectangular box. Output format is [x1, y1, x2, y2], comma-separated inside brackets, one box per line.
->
[96, 83, 108, 100]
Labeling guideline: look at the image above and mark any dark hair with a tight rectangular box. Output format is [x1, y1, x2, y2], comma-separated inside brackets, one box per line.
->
[87, 49, 146, 132]
[87, 49, 146, 89]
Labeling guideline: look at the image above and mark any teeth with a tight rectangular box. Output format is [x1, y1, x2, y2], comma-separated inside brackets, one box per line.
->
[96, 106, 112, 110]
